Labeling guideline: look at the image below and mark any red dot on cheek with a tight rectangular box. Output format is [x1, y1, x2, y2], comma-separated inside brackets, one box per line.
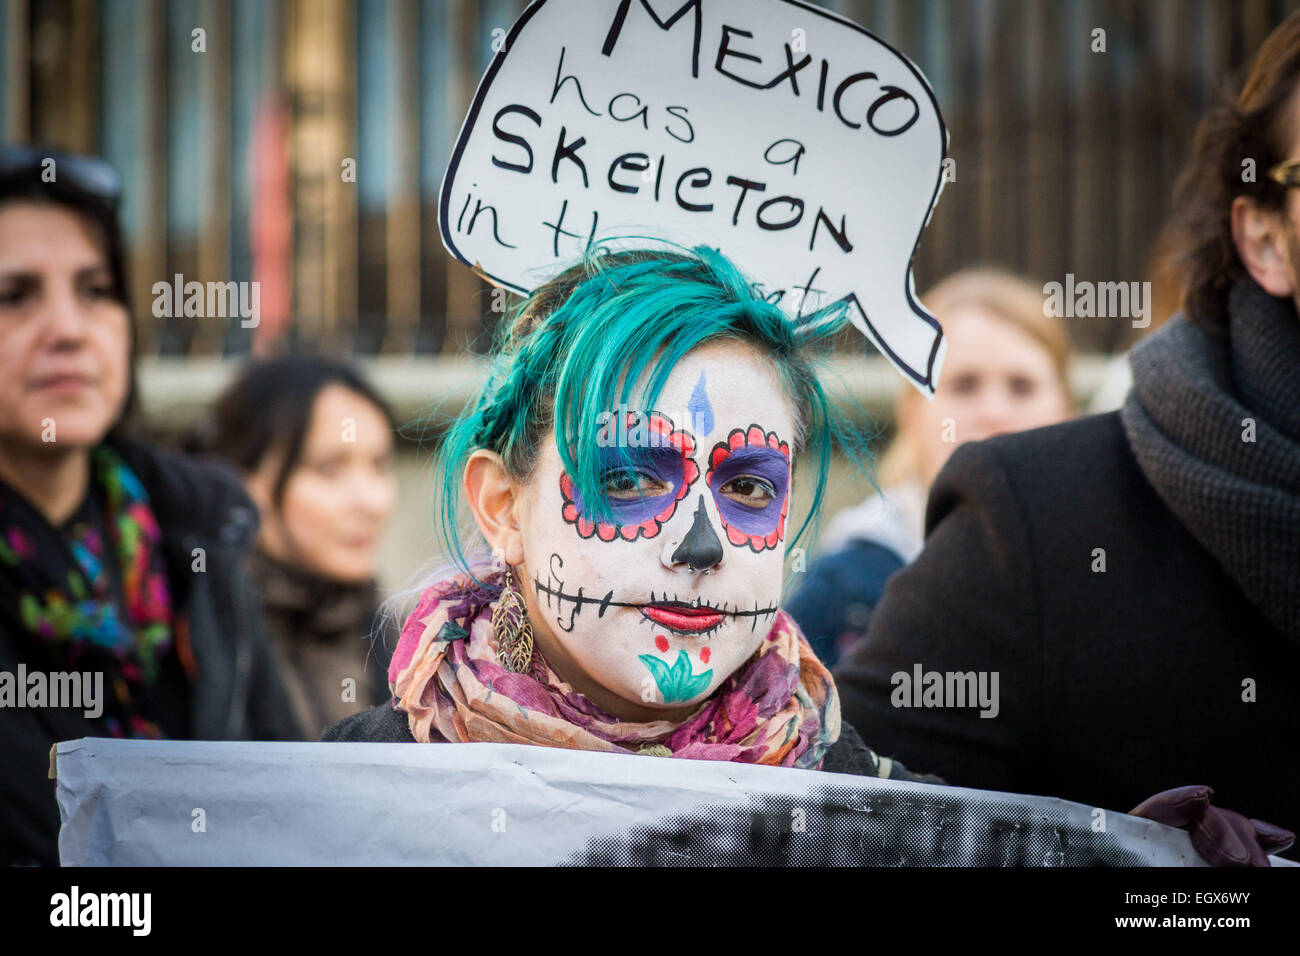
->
[700, 647, 711, 664]
[655, 635, 669, 653]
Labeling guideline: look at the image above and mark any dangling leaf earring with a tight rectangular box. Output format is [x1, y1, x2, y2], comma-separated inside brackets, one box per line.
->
[493, 565, 535, 674]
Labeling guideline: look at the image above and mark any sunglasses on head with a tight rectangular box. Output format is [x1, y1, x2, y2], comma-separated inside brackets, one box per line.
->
[0, 146, 123, 206]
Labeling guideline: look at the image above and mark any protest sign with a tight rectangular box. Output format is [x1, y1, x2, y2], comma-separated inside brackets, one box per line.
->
[440, 0, 949, 393]
[56, 738, 1212, 866]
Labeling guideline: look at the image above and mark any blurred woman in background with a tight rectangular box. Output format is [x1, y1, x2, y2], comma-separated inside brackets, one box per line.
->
[0, 148, 300, 866]
[786, 269, 1074, 665]
[204, 356, 398, 739]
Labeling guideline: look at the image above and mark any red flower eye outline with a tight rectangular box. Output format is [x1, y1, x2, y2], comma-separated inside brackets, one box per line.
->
[559, 411, 700, 542]
[706, 425, 791, 552]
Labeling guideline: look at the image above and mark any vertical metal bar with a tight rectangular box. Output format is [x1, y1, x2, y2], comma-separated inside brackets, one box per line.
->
[385, 0, 420, 353]
[442, 0, 483, 354]
[2, 0, 31, 141]
[196, 0, 232, 355]
[138, 0, 167, 354]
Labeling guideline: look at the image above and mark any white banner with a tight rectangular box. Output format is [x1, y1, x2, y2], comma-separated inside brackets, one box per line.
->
[440, 0, 949, 394]
[55, 738, 1214, 866]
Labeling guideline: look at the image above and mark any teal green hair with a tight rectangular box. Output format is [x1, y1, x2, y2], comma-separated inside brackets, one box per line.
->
[436, 241, 863, 575]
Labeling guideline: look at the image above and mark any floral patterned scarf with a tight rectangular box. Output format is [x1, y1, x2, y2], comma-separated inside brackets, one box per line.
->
[389, 569, 841, 769]
[0, 445, 174, 738]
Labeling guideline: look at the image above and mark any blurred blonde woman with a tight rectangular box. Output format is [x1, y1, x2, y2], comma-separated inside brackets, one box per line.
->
[786, 269, 1074, 665]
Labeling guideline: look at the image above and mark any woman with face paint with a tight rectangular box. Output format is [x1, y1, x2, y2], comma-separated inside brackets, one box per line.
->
[324, 245, 1289, 864]
[325, 244, 928, 776]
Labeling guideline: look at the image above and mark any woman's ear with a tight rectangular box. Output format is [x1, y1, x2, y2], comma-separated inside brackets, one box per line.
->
[464, 450, 526, 566]
[1231, 195, 1297, 298]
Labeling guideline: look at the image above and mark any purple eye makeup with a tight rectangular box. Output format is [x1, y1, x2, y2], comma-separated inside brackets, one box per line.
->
[705, 425, 791, 552]
[560, 411, 700, 541]
[559, 413, 791, 552]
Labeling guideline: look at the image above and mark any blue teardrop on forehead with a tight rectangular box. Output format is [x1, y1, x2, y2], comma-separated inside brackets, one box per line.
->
[688, 370, 714, 435]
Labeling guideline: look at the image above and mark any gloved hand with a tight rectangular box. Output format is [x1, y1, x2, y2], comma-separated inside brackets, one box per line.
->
[1130, 785, 1294, 867]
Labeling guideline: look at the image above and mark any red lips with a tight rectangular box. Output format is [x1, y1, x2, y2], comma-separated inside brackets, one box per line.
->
[642, 603, 725, 633]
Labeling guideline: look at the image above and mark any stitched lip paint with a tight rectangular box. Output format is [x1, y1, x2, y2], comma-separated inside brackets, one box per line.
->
[641, 603, 726, 633]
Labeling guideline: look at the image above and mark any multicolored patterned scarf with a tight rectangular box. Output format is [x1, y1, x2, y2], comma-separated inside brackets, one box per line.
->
[0, 445, 174, 738]
[389, 570, 841, 768]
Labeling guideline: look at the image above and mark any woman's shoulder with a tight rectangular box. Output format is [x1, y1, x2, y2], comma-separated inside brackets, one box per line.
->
[823, 721, 945, 785]
[916, 411, 1157, 554]
[962, 411, 1141, 506]
[322, 700, 415, 742]
[107, 434, 258, 544]
[821, 721, 888, 776]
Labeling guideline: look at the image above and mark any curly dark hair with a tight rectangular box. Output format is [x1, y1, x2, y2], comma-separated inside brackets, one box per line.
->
[1158, 10, 1300, 329]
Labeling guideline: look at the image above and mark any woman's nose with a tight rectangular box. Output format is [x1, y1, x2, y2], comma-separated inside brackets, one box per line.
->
[971, 390, 1019, 438]
[40, 289, 90, 346]
[660, 494, 724, 573]
[352, 471, 395, 519]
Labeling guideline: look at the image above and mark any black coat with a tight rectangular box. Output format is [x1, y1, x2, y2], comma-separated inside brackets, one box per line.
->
[323, 700, 942, 783]
[0, 437, 303, 866]
[834, 411, 1300, 842]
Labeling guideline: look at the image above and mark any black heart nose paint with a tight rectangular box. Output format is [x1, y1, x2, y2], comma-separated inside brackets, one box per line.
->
[672, 495, 724, 571]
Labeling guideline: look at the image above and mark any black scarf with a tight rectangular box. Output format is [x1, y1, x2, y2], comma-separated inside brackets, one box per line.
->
[246, 548, 379, 646]
[0, 445, 176, 736]
[1121, 277, 1300, 640]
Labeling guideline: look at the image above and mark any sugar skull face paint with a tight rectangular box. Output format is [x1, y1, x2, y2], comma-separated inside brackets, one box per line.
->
[558, 411, 699, 541]
[706, 426, 791, 552]
[514, 341, 796, 713]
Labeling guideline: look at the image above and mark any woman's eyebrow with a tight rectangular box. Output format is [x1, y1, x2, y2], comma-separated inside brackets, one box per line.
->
[597, 444, 682, 467]
[0, 263, 108, 284]
[74, 262, 113, 281]
[716, 445, 788, 465]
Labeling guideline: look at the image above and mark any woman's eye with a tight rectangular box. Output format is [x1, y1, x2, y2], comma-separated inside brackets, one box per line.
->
[0, 281, 33, 309]
[602, 470, 668, 499]
[83, 283, 116, 301]
[720, 476, 776, 508]
[1008, 375, 1039, 398]
[949, 373, 980, 396]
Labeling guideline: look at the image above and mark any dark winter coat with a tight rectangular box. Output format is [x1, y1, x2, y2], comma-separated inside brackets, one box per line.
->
[0, 436, 303, 866]
[834, 410, 1300, 842]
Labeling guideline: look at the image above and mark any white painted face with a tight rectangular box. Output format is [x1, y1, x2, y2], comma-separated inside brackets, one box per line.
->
[515, 340, 796, 710]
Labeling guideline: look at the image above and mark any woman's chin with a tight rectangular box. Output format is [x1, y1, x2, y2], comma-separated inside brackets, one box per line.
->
[13, 420, 111, 451]
[309, 557, 377, 584]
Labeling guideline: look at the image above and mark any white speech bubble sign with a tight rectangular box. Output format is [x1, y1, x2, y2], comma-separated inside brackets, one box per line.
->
[440, 0, 949, 394]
